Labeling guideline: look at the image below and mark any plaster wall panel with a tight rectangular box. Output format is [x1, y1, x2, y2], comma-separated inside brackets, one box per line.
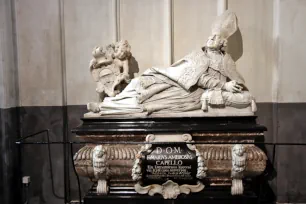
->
[228, 0, 274, 102]
[64, 0, 115, 105]
[173, 0, 217, 62]
[0, 0, 18, 108]
[277, 0, 306, 102]
[119, 0, 169, 74]
[15, 0, 62, 106]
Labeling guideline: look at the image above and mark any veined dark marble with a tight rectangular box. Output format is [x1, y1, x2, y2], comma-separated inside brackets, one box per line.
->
[72, 116, 267, 136]
[84, 184, 259, 204]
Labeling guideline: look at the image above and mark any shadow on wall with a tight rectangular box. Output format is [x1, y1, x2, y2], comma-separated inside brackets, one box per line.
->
[227, 28, 243, 62]
[129, 56, 139, 78]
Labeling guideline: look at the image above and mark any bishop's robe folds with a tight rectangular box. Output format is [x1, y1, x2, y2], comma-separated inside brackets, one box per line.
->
[99, 49, 253, 115]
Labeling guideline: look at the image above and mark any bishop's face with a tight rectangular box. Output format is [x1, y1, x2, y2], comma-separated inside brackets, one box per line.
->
[206, 34, 222, 50]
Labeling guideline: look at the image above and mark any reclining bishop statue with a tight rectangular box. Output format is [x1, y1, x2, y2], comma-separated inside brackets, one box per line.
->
[86, 11, 257, 117]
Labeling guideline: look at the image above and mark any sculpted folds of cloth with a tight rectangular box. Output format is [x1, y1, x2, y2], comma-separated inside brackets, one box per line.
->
[87, 11, 257, 117]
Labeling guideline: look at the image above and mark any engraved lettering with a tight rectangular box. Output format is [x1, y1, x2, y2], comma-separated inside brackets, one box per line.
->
[156, 147, 163, 154]
[144, 144, 197, 182]
[173, 147, 181, 154]
[165, 147, 172, 154]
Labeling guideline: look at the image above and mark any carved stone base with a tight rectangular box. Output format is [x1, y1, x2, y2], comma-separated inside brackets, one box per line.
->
[72, 116, 267, 199]
[97, 180, 108, 195]
[231, 179, 244, 195]
[84, 184, 260, 204]
[74, 144, 266, 181]
[135, 180, 204, 199]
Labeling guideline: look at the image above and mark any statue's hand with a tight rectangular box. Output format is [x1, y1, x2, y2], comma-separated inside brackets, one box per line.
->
[224, 80, 243, 93]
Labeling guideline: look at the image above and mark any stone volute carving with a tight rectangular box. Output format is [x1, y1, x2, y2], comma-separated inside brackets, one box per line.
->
[92, 145, 109, 195]
[85, 11, 257, 117]
[131, 137, 153, 181]
[183, 134, 208, 179]
[87, 40, 132, 113]
[231, 144, 247, 195]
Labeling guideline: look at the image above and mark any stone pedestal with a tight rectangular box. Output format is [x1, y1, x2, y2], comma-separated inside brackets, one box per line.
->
[84, 184, 259, 204]
[72, 116, 267, 201]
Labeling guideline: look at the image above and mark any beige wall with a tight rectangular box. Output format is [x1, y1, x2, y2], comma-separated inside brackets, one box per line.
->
[173, 0, 217, 61]
[120, 0, 170, 69]
[228, 0, 274, 102]
[64, 0, 116, 105]
[277, 0, 306, 102]
[13, 0, 306, 105]
[15, 0, 63, 106]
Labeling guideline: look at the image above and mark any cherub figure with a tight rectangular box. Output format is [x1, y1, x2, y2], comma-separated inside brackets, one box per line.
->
[111, 40, 132, 92]
[231, 144, 246, 177]
[87, 40, 133, 113]
[231, 144, 246, 195]
[93, 145, 108, 194]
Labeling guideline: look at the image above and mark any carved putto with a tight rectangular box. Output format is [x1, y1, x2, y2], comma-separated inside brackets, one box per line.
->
[87, 40, 132, 113]
[231, 144, 247, 195]
[86, 11, 257, 117]
[93, 145, 108, 195]
[231, 144, 246, 178]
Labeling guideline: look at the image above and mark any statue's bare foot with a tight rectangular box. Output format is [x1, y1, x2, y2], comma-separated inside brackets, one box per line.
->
[87, 102, 101, 113]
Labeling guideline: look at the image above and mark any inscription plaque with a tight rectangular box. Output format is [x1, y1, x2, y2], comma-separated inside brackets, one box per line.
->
[143, 144, 197, 184]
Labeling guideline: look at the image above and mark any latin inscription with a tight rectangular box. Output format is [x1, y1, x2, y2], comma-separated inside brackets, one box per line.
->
[144, 144, 197, 183]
